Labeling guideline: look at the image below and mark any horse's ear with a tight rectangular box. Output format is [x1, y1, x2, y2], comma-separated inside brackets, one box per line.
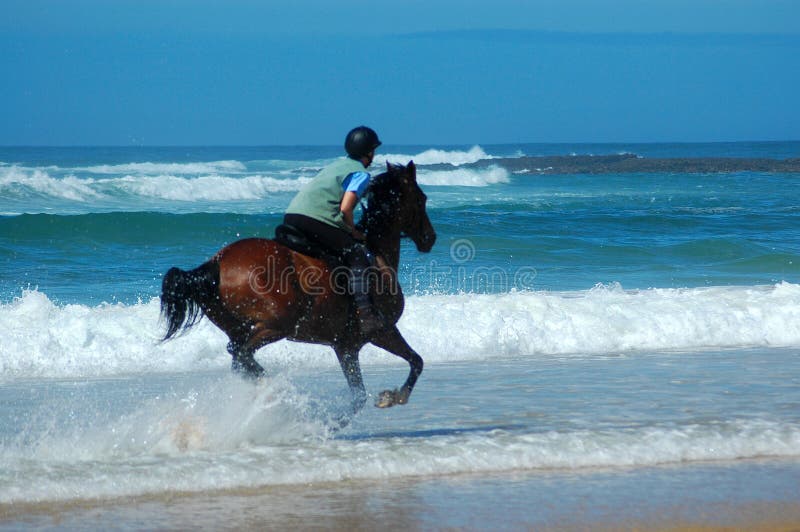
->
[386, 161, 393, 172]
[407, 160, 416, 180]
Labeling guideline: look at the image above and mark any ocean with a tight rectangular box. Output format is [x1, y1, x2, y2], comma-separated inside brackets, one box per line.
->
[1, 142, 799, 528]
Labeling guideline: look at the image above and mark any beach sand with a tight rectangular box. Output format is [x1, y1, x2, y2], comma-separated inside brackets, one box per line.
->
[3, 459, 798, 530]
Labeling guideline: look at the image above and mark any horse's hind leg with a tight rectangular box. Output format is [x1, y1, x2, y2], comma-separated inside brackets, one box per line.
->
[227, 341, 264, 379]
[368, 325, 423, 408]
[227, 323, 285, 380]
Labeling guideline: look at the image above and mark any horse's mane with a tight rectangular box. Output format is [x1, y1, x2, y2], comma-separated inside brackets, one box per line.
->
[357, 163, 406, 233]
[364, 164, 404, 216]
[369, 164, 403, 193]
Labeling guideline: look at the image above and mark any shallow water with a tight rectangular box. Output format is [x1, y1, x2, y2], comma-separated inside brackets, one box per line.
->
[1, 348, 798, 513]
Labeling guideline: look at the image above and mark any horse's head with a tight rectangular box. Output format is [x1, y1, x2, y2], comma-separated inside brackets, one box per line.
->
[366, 160, 436, 252]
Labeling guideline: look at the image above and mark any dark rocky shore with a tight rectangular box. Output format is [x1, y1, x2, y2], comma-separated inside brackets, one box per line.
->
[463, 153, 800, 174]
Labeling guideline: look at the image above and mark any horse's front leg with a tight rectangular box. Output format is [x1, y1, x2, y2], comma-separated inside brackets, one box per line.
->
[369, 325, 423, 408]
[334, 344, 367, 413]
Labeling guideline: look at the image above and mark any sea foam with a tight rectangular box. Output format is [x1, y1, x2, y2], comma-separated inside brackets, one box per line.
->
[0, 148, 504, 213]
[77, 160, 248, 175]
[0, 166, 103, 202]
[2, 282, 798, 380]
[0, 165, 307, 206]
[2, 393, 798, 503]
[376, 145, 492, 167]
[116, 174, 309, 201]
[417, 165, 510, 187]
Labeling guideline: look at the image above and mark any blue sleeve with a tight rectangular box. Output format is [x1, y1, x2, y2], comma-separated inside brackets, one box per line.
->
[342, 171, 371, 199]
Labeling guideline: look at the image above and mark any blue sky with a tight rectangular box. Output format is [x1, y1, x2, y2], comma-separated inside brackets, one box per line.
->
[2, 0, 799, 145]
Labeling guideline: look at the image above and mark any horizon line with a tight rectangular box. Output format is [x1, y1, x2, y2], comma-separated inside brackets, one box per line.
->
[398, 28, 800, 47]
[2, 139, 799, 149]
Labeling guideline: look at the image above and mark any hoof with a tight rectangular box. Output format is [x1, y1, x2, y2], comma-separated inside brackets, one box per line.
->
[375, 388, 408, 408]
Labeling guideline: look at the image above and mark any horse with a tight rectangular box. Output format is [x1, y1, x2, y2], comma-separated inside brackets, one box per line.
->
[160, 161, 436, 411]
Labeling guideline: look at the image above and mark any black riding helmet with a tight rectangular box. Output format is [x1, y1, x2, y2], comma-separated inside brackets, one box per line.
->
[345, 126, 382, 160]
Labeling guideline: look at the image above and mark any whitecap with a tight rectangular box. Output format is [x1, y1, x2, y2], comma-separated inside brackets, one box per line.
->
[417, 165, 510, 187]
[114, 174, 309, 201]
[376, 145, 493, 167]
[0, 166, 103, 202]
[77, 160, 248, 175]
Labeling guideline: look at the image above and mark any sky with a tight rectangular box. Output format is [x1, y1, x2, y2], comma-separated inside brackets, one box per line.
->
[1, 0, 799, 146]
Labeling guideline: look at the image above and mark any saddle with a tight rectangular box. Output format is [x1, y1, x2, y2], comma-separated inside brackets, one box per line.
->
[273, 223, 342, 265]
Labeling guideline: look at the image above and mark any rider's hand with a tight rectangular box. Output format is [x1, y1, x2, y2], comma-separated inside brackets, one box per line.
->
[352, 229, 367, 241]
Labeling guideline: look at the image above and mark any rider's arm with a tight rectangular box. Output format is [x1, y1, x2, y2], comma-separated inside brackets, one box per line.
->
[340, 171, 371, 238]
[340, 191, 359, 232]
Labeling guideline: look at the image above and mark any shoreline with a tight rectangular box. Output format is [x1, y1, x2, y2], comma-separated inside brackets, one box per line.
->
[3, 459, 799, 530]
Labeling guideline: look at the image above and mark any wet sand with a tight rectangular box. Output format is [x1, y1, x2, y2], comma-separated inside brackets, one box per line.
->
[3, 459, 798, 530]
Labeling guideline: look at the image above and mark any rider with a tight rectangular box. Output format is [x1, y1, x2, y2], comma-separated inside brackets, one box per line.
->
[283, 126, 385, 335]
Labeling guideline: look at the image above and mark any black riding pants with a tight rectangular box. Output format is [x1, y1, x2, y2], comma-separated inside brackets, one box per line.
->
[283, 213, 370, 269]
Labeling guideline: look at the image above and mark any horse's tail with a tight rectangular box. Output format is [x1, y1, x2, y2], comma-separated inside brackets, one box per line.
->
[160, 261, 219, 341]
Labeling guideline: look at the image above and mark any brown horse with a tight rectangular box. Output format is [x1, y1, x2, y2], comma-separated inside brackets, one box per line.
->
[160, 161, 435, 410]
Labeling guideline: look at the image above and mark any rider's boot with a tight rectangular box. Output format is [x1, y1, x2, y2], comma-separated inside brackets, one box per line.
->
[349, 264, 386, 336]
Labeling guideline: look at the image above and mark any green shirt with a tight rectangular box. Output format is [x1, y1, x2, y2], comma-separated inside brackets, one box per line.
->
[286, 157, 367, 232]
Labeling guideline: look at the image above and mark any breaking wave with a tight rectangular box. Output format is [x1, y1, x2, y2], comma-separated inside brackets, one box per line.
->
[2, 282, 798, 380]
